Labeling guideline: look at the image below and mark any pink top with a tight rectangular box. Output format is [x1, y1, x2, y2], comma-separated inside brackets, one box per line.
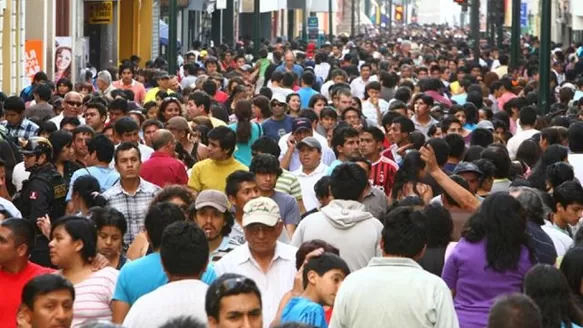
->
[113, 80, 147, 105]
[496, 92, 517, 115]
[71, 267, 119, 328]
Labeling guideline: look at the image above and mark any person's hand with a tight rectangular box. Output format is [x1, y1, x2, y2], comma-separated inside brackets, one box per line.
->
[292, 248, 325, 294]
[286, 135, 296, 153]
[370, 96, 379, 107]
[420, 144, 440, 174]
[90, 253, 109, 271]
[36, 215, 51, 239]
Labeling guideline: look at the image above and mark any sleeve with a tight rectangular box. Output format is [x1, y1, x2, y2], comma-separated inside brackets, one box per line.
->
[323, 149, 336, 166]
[176, 163, 188, 185]
[289, 175, 303, 201]
[24, 181, 51, 223]
[102, 269, 119, 303]
[434, 283, 460, 328]
[201, 263, 218, 285]
[290, 221, 305, 247]
[66, 171, 79, 202]
[284, 198, 301, 226]
[329, 284, 347, 328]
[112, 267, 131, 303]
[187, 164, 202, 192]
[440, 247, 459, 290]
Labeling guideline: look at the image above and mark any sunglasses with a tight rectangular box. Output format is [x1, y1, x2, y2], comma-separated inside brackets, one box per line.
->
[65, 100, 83, 107]
[208, 277, 256, 309]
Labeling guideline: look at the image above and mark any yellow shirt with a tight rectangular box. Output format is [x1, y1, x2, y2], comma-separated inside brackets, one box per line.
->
[188, 157, 248, 192]
[144, 87, 176, 103]
[210, 116, 227, 128]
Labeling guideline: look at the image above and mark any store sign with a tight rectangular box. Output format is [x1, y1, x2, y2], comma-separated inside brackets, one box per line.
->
[88, 1, 113, 24]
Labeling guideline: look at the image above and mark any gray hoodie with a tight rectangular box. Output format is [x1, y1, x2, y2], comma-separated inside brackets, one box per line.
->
[291, 199, 383, 271]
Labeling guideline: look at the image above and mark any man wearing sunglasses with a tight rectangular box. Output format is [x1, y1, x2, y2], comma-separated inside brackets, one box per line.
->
[48, 91, 85, 129]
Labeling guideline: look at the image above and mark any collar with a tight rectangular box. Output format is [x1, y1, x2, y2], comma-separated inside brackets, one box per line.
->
[150, 151, 173, 158]
[235, 242, 295, 265]
[297, 162, 327, 176]
[368, 257, 423, 269]
[112, 178, 153, 196]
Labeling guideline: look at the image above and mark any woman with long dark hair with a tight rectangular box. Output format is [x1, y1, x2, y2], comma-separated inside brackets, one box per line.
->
[71, 175, 107, 217]
[228, 99, 262, 166]
[49, 130, 81, 189]
[528, 144, 569, 191]
[560, 247, 583, 312]
[524, 264, 583, 328]
[251, 95, 272, 123]
[49, 216, 118, 326]
[156, 97, 182, 123]
[390, 151, 432, 204]
[442, 192, 535, 328]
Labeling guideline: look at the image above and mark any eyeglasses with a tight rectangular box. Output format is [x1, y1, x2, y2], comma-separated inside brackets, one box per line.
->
[164, 97, 180, 102]
[66, 100, 83, 107]
[209, 277, 256, 309]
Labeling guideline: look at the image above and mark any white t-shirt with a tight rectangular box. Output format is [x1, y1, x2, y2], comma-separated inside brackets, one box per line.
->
[12, 162, 29, 192]
[362, 99, 390, 126]
[123, 279, 209, 328]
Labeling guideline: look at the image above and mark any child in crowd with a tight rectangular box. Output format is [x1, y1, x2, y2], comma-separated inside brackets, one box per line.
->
[280, 253, 350, 328]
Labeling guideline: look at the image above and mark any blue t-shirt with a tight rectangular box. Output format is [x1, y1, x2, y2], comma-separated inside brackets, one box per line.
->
[228, 122, 262, 167]
[67, 166, 120, 201]
[298, 87, 319, 109]
[281, 297, 328, 328]
[271, 191, 301, 226]
[113, 252, 217, 305]
[325, 159, 343, 176]
[262, 116, 294, 142]
[275, 64, 304, 80]
[451, 93, 467, 105]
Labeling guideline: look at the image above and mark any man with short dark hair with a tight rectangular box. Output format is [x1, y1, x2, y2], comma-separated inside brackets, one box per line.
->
[140, 129, 187, 187]
[111, 203, 216, 324]
[329, 207, 458, 327]
[17, 274, 74, 328]
[298, 72, 318, 108]
[122, 221, 210, 327]
[384, 115, 415, 164]
[83, 102, 107, 133]
[0, 219, 55, 328]
[25, 84, 55, 120]
[112, 117, 154, 164]
[326, 126, 360, 175]
[552, 181, 583, 238]
[2, 96, 39, 140]
[71, 125, 95, 167]
[205, 273, 263, 328]
[187, 91, 226, 128]
[102, 142, 161, 246]
[113, 63, 146, 105]
[506, 106, 540, 160]
[291, 163, 383, 271]
[188, 126, 248, 193]
[487, 294, 542, 328]
[108, 98, 130, 125]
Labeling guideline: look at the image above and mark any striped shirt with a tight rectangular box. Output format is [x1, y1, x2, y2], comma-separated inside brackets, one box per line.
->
[370, 157, 399, 197]
[275, 170, 303, 201]
[210, 236, 241, 263]
[102, 178, 161, 245]
[71, 267, 119, 328]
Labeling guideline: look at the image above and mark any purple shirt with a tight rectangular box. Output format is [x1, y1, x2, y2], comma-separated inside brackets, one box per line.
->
[442, 238, 533, 328]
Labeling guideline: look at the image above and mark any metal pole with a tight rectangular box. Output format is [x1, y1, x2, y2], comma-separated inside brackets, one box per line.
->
[388, 0, 392, 37]
[351, 0, 356, 36]
[220, 9, 224, 44]
[538, 0, 551, 114]
[168, 0, 178, 74]
[471, 0, 480, 65]
[329, 0, 333, 41]
[510, 0, 520, 70]
[496, 0, 503, 49]
[253, 0, 260, 55]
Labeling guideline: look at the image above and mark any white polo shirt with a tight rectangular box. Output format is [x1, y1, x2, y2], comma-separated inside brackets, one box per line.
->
[214, 242, 297, 328]
[292, 162, 329, 212]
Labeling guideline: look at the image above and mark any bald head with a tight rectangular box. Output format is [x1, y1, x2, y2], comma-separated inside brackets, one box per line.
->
[151, 129, 175, 151]
[64, 91, 82, 102]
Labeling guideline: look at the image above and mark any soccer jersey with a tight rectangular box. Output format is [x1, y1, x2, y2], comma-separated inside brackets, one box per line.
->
[370, 157, 399, 197]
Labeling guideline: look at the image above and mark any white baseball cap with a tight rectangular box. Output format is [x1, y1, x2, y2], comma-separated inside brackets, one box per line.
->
[242, 197, 280, 227]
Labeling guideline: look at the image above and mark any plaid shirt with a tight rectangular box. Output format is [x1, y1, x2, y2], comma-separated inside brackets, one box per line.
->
[2, 118, 39, 140]
[102, 178, 161, 245]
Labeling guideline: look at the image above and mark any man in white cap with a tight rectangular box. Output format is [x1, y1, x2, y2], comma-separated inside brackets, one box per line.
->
[214, 197, 297, 328]
[191, 189, 240, 263]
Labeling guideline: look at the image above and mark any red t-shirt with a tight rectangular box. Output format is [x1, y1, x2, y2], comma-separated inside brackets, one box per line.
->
[370, 156, 399, 197]
[0, 262, 54, 328]
[214, 90, 229, 104]
[139, 151, 188, 188]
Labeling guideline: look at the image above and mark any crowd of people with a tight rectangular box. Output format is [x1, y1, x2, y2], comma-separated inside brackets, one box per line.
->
[3, 24, 583, 328]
